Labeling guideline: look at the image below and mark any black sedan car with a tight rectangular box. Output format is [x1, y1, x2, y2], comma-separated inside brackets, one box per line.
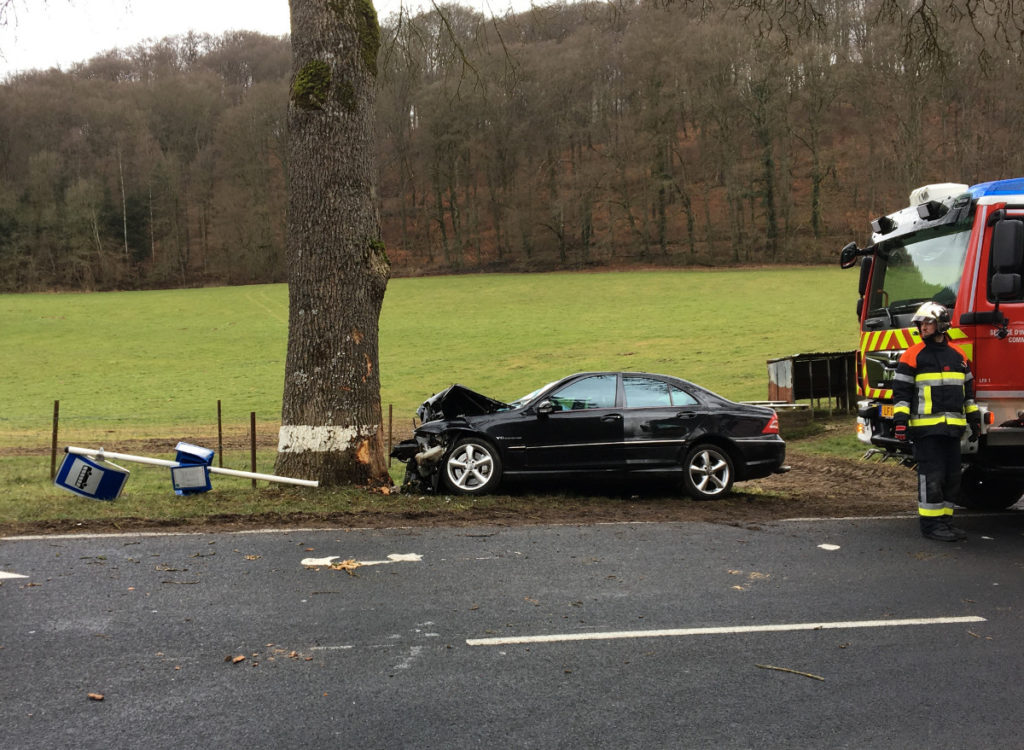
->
[391, 371, 788, 499]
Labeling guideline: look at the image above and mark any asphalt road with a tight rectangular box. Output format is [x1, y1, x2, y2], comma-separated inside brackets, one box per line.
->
[2, 512, 1024, 749]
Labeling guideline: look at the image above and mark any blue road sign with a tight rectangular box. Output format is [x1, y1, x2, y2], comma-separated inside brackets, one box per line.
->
[54, 454, 130, 501]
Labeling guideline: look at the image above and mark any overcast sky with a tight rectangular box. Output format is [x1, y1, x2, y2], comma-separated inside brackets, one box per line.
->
[0, 0, 538, 79]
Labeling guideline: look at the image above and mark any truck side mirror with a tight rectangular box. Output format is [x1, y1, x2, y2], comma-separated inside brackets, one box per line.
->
[993, 219, 1024, 271]
[992, 219, 1024, 301]
[839, 242, 859, 269]
[992, 274, 1022, 299]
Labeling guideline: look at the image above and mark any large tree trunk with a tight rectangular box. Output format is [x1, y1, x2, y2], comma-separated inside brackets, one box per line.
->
[275, 0, 391, 487]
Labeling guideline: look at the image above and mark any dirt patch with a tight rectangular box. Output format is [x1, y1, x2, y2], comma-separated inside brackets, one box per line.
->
[0, 449, 920, 538]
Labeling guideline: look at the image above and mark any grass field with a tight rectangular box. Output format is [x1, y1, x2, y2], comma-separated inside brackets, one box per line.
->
[1, 267, 863, 525]
[3, 267, 858, 437]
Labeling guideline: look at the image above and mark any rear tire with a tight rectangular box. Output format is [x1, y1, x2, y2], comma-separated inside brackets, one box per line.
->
[442, 438, 502, 495]
[958, 468, 1024, 511]
[683, 443, 734, 500]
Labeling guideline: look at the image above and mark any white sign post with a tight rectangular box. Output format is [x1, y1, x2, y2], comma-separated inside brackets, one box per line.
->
[60, 445, 319, 495]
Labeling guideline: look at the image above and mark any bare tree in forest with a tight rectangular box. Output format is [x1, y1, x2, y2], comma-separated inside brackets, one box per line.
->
[274, 0, 391, 487]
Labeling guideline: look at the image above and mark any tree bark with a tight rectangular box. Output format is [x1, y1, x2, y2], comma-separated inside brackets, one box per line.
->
[275, 0, 391, 487]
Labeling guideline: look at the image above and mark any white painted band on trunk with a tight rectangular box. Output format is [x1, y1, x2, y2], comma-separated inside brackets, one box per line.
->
[278, 424, 376, 453]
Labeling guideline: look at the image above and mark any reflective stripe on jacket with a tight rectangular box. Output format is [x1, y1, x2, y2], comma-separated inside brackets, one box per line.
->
[892, 337, 979, 439]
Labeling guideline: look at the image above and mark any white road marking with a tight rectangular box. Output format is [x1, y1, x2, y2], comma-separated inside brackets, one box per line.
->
[0, 570, 28, 579]
[818, 543, 841, 551]
[466, 616, 987, 646]
[301, 553, 423, 567]
[310, 645, 355, 651]
[394, 645, 424, 670]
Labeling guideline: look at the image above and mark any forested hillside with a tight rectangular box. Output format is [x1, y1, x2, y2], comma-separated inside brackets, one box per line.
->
[2, 1, 1022, 291]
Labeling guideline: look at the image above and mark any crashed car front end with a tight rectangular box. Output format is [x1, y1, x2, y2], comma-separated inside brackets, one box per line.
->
[392, 384, 509, 493]
[391, 423, 452, 492]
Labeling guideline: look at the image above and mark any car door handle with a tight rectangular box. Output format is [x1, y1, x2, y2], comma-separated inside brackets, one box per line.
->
[676, 412, 697, 419]
[602, 414, 623, 422]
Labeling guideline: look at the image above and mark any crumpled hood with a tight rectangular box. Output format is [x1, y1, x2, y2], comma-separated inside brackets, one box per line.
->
[416, 384, 510, 423]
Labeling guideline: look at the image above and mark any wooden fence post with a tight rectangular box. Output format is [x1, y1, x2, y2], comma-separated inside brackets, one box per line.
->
[50, 400, 60, 479]
[217, 400, 224, 467]
[250, 412, 257, 488]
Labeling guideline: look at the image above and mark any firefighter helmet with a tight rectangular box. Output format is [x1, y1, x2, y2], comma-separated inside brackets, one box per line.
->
[912, 301, 951, 333]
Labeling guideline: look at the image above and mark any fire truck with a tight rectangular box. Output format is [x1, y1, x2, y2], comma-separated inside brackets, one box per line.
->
[839, 178, 1024, 510]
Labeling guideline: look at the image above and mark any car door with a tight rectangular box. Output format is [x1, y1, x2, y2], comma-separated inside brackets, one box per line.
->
[520, 374, 625, 472]
[621, 376, 705, 471]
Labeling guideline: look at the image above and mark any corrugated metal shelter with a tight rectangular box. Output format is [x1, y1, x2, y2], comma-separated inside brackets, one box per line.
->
[767, 351, 857, 414]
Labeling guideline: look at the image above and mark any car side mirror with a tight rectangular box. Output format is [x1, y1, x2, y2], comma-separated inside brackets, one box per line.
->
[536, 400, 555, 416]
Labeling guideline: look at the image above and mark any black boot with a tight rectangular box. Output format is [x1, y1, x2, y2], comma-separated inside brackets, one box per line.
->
[946, 523, 967, 540]
[920, 519, 963, 542]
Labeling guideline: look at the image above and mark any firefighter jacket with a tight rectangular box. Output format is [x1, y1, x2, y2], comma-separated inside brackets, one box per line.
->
[892, 336, 980, 439]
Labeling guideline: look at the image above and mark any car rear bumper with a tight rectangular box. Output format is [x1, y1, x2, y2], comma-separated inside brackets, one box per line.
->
[734, 437, 787, 480]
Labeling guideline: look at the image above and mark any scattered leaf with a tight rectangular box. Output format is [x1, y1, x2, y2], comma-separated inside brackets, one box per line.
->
[329, 559, 362, 575]
[88, 692, 104, 701]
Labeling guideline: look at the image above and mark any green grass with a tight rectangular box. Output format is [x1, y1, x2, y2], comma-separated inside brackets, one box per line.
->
[3, 267, 858, 436]
[1, 267, 864, 526]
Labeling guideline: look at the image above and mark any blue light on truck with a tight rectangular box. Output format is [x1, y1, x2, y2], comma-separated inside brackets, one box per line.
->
[969, 178, 1024, 198]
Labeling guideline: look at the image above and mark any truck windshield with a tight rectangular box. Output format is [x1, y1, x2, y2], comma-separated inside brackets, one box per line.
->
[866, 227, 971, 325]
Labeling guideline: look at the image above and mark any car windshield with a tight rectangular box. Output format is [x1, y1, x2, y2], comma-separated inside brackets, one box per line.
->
[507, 375, 620, 410]
[507, 380, 559, 409]
[866, 227, 970, 323]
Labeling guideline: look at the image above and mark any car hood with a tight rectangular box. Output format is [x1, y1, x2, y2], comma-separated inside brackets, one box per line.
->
[417, 384, 510, 423]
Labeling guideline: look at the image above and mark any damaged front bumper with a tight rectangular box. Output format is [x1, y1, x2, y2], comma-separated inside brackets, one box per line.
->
[391, 434, 447, 492]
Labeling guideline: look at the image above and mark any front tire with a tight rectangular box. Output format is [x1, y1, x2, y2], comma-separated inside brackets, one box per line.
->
[442, 438, 502, 495]
[958, 468, 1024, 511]
[683, 443, 734, 500]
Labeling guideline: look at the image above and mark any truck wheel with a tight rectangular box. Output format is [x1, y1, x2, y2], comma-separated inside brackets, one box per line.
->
[958, 468, 1024, 511]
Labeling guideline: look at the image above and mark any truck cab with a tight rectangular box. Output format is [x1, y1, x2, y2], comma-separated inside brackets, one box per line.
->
[840, 179, 1024, 509]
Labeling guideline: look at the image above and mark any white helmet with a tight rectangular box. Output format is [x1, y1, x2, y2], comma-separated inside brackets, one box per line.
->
[912, 301, 951, 333]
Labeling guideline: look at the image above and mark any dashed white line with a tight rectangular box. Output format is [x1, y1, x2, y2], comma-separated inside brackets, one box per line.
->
[466, 616, 987, 646]
[0, 570, 28, 579]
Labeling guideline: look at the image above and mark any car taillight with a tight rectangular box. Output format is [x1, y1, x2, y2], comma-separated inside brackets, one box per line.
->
[762, 412, 780, 434]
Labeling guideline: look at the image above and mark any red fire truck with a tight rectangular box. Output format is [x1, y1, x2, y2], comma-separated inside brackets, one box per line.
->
[840, 178, 1024, 510]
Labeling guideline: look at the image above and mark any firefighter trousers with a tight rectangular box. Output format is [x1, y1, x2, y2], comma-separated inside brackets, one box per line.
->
[912, 434, 962, 527]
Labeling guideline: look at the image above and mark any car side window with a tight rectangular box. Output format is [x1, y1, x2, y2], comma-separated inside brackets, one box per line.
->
[670, 385, 698, 406]
[623, 376, 671, 407]
[549, 375, 617, 410]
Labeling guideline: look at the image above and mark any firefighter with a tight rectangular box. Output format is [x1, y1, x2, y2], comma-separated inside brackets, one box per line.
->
[893, 302, 981, 541]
